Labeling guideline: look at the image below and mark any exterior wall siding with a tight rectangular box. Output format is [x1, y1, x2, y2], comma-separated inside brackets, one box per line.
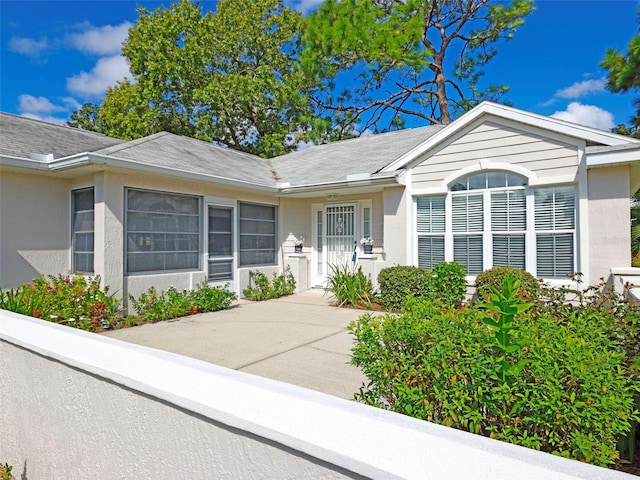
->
[0, 171, 71, 289]
[411, 121, 580, 190]
[588, 165, 632, 282]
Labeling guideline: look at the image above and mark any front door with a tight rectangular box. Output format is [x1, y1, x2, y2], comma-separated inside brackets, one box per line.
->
[207, 205, 235, 290]
[324, 204, 357, 277]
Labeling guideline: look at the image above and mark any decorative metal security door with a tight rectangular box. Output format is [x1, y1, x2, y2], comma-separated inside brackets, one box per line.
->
[325, 204, 356, 274]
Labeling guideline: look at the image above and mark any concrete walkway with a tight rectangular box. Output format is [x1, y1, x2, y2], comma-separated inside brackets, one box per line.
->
[103, 289, 369, 400]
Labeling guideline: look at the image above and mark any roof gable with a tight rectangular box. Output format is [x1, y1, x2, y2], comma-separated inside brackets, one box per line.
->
[380, 102, 640, 174]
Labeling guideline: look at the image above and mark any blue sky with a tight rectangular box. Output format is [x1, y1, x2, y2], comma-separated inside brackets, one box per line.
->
[0, 0, 638, 132]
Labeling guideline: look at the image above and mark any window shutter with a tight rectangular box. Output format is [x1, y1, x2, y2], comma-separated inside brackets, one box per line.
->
[493, 235, 525, 269]
[454, 236, 483, 275]
[535, 187, 575, 230]
[536, 233, 574, 277]
[452, 193, 483, 232]
[491, 190, 526, 231]
[417, 196, 445, 233]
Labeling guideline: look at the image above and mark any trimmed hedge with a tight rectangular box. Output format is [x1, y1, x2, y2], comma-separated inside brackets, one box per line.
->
[475, 266, 540, 301]
[378, 262, 466, 311]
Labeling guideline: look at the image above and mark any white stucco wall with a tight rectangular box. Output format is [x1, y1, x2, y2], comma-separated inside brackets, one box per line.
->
[588, 165, 632, 282]
[1, 311, 627, 480]
[0, 171, 71, 288]
[382, 186, 407, 267]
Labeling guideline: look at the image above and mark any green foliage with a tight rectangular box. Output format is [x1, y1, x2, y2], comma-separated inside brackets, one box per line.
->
[377, 262, 466, 312]
[242, 267, 296, 301]
[475, 266, 540, 302]
[0, 463, 13, 480]
[601, 9, 640, 138]
[478, 276, 533, 384]
[0, 274, 122, 331]
[69, 0, 315, 158]
[129, 284, 237, 321]
[350, 292, 638, 466]
[325, 264, 376, 308]
[301, 0, 534, 133]
[377, 265, 430, 312]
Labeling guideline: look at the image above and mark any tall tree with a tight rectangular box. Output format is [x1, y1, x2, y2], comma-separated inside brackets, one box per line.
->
[300, 0, 533, 134]
[69, 0, 313, 158]
[601, 17, 640, 139]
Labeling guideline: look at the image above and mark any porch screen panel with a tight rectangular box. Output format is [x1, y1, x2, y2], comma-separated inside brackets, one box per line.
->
[126, 189, 200, 273]
[72, 188, 94, 273]
[326, 205, 355, 267]
[208, 206, 233, 282]
[416, 196, 445, 270]
[239, 202, 276, 266]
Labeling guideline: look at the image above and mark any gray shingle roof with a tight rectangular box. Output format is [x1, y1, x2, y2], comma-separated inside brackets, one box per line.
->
[0, 112, 123, 159]
[271, 125, 445, 186]
[1, 112, 445, 189]
[95, 132, 276, 187]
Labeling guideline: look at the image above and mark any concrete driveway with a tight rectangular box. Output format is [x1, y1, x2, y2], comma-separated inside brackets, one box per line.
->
[103, 289, 369, 400]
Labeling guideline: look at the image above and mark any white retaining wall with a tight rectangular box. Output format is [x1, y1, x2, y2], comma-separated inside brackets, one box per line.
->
[0, 311, 632, 480]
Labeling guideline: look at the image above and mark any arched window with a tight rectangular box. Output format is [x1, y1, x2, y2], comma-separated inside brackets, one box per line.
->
[416, 171, 576, 279]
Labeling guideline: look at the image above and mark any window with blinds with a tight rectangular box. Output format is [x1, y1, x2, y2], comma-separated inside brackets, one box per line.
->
[534, 186, 575, 278]
[452, 193, 484, 274]
[415, 172, 575, 280]
[416, 196, 445, 270]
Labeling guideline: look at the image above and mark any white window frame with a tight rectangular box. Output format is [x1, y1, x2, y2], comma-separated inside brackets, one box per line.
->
[415, 172, 577, 281]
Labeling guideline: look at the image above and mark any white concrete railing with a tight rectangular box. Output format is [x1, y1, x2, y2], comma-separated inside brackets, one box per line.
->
[0, 311, 633, 480]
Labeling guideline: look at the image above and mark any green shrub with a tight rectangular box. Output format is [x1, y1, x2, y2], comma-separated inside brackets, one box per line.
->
[475, 266, 540, 302]
[350, 295, 638, 466]
[377, 265, 431, 311]
[130, 283, 237, 321]
[242, 267, 296, 301]
[429, 261, 467, 306]
[378, 262, 466, 311]
[0, 274, 122, 331]
[325, 264, 375, 308]
[189, 284, 236, 312]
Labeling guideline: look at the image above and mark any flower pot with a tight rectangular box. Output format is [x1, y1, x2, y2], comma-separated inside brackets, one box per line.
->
[294, 245, 303, 253]
[363, 244, 373, 254]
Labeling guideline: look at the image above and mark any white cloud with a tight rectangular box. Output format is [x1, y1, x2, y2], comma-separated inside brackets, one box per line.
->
[551, 102, 614, 131]
[66, 22, 132, 56]
[20, 113, 67, 125]
[18, 94, 66, 113]
[8, 36, 49, 57]
[66, 55, 131, 97]
[555, 78, 606, 99]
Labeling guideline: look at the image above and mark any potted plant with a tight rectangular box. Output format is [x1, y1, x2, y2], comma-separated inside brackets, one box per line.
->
[294, 238, 304, 253]
[360, 237, 374, 254]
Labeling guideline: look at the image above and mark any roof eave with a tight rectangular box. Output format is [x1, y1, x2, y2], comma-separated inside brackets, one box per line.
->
[586, 147, 640, 168]
[278, 173, 401, 195]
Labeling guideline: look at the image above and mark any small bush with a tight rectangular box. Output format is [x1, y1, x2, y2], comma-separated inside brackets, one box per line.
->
[378, 262, 466, 311]
[242, 267, 296, 301]
[475, 266, 540, 302]
[429, 261, 467, 305]
[190, 284, 236, 312]
[378, 265, 430, 311]
[350, 291, 638, 466]
[129, 284, 236, 321]
[0, 463, 14, 480]
[0, 274, 122, 331]
[325, 264, 375, 308]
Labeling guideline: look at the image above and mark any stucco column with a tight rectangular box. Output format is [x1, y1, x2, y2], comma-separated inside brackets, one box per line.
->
[94, 172, 125, 300]
[382, 186, 408, 266]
